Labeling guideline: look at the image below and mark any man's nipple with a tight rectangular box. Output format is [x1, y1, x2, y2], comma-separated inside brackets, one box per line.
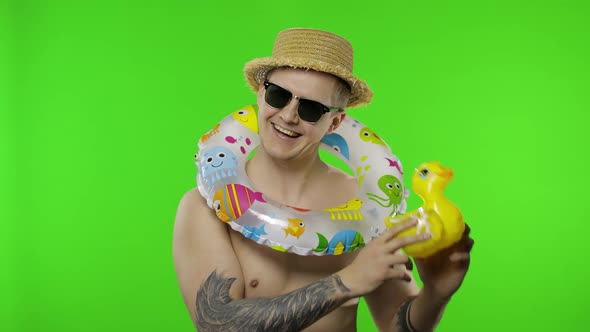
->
[249, 279, 259, 288]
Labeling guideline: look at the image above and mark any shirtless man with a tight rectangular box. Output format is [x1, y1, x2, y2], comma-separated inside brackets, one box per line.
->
[173, 28, 474, 332]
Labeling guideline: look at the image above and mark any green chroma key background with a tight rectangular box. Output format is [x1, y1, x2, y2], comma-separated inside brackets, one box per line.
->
[2, 0, 589, 331]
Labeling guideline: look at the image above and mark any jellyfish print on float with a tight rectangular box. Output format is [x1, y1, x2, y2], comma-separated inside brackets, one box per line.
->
[199, 146, 239, 188]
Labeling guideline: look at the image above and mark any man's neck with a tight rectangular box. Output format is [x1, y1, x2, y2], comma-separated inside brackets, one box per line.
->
[246, 150, 328, 208]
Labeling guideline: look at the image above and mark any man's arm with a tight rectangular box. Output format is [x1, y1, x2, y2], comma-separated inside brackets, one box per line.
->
[365, 225, 474, 332]
[173, 188, 245, 324]
[195, 270, 352, 332]
[365, 271, 449, 332]
[172, 188, 355, 331]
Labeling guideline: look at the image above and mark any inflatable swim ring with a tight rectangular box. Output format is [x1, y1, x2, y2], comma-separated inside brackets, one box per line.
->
[195, 105, 408, 256]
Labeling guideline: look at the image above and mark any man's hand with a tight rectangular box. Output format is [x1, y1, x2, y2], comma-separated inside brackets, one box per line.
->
[414, 224, 475, 301]
[338, 217, 431, 297]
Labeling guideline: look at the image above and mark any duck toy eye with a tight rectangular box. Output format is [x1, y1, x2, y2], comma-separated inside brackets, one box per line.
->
[419, 168, 430, 179]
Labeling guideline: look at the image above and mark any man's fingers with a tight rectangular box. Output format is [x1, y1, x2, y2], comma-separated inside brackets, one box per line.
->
[386, 266, 413, 282]
[387, 253, 410, 266]
[402, 273, 412, 282]
[449, 252, 471, 269]
[387, 232, 431, 251]
[465, 238, 475, 252]
[405, 258, 414, 271]
[449, 252, 470, 262]
[384, 216, 417, 240]
[388, 253, 414, 271]
[463, 223, 471, 236]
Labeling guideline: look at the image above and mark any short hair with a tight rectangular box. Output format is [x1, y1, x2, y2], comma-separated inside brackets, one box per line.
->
[333, 77, 351, 109]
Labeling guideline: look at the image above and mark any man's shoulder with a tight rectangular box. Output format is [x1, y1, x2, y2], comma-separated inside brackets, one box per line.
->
[175, 187, 219, 230]
[181, 187, 205, 202]
[312, 165, 358, 208]
[173, 187, 234, 254]
[178, 187, 208, 212]
[325, 165, 357, 191]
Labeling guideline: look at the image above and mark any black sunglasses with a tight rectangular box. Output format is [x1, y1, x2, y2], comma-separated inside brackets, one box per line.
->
[263, 81, 341, 123]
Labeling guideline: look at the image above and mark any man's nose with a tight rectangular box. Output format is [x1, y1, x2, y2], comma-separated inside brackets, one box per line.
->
[279, 98, 300, 123]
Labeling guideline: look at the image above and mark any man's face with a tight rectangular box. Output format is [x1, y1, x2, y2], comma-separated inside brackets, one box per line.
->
[256, 67, 345, 161]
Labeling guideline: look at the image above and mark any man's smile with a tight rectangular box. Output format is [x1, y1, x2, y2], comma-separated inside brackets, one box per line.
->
[272, 123, 301, 138]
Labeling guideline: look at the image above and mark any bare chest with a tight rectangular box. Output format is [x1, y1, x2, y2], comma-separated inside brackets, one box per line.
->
[228, 228, 355, 298]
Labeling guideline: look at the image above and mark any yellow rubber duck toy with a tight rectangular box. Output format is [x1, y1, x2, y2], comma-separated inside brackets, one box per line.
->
[385, 161, 465, 258]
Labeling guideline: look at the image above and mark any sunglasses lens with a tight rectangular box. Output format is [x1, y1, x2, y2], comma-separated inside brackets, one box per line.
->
[298, 100, 325, 123]
[265, 84, 291, 108]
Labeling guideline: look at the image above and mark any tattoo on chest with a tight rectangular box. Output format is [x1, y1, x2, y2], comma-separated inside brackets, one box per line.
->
[195, 270, 351, 332]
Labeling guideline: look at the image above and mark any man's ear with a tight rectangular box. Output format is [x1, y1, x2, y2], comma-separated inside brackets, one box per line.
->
[256, 83, 266, 106]
[328, 111, 346, 133]
[257, 82, 265, 97]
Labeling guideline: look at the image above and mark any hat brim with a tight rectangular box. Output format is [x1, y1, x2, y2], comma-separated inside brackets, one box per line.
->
[244, 57, 373, 108]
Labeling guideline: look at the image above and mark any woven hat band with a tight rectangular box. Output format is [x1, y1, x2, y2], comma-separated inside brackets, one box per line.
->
[272, 29, 354, 72]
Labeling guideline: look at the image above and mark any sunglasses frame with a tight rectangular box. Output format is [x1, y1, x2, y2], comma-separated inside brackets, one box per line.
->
[263, 81, 341, 123]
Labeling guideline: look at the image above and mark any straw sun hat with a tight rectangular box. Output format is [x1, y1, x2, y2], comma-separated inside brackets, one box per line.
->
[243, 28, 373, 108]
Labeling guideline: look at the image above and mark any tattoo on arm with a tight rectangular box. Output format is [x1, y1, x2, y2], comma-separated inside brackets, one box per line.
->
[195, 270, 352, 332]
[396, 296, 419, 332]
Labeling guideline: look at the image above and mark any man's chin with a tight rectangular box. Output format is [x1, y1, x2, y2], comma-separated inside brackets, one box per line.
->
[266, 147, 296, 161]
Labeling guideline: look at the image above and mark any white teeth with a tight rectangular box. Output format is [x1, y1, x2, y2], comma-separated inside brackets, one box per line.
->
[273, 124, 299, 137]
